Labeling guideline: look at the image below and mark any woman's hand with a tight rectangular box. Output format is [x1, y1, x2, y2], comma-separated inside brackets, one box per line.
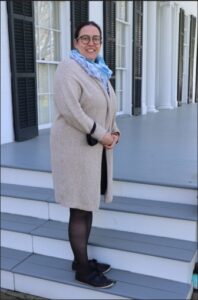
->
[100, 132, 114, 146]
[104, 133, 119, 150]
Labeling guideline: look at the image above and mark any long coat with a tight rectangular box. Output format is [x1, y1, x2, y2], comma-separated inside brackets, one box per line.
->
[50, 58, 120, 211]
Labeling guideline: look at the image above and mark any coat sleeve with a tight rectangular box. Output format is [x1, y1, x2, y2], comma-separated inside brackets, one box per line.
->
[54, 61, 107, 141]
[112, 120, 120, 135]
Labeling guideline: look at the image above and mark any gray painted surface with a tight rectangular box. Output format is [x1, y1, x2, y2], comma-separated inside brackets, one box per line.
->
[1, 247, 191, 299]
[1, 183, 197, 221]
[1, 183, 55, 203]
[1, 213, 197, 262]
[1, 104, 197, 189]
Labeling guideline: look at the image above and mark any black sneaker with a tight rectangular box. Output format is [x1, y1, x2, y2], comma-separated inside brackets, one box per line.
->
[72, 259, 111, 274]
[75, 269, 116, 288]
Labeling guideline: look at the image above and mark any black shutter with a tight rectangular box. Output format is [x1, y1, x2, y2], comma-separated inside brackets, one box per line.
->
[103, 1, 116, 89]
[70, 0, 89, 48]
[7, 0, 38, 142]
[188, 15, 196, 103]
[132, 1, 143, 115]
[177, 8, 185, 106]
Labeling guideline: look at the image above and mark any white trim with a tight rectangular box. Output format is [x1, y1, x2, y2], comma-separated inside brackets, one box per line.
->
[14, 274, 126, 300]
[60, 1, 70, 58]
[123, 1, 133, 115]
[1, 1, 14, 144]
[116, 1, 132, 115]
[1, 196, 49, 219]
[1, 230, 33, 252]
[38, 123, 52, 130]
[1, 270, 15, 290]
[113, 180, 197, 204]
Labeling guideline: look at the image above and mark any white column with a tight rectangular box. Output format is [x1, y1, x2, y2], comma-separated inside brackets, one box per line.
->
[171, 3, 179, 108]
[146, 1, 158, 113]
[182, 15, 190, 104]
[157, 1, 174, 109]
[192, 17, 197, 103]
[1, 1, 14, 144]
[89, 1, 104, 56]
[141, 1, 148, 115]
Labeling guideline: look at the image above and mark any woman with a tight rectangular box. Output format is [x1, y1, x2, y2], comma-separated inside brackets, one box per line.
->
[50, 21, 120, 288]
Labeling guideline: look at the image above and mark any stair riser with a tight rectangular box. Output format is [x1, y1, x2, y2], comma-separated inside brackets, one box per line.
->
[1, 271, 14, 290]
[2, 167, 197, 204]
[12, 274, 127, 299]
[2, 230, 196, 284]
[2, 197, 197, 242]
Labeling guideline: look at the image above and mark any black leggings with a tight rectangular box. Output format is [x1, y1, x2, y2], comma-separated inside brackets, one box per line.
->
[68, 208, 93, 266]
[68, 150, 106, 269]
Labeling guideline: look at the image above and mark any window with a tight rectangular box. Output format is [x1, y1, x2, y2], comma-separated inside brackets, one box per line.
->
[116, 1, 129, 112]
[34, 1, 60, 128]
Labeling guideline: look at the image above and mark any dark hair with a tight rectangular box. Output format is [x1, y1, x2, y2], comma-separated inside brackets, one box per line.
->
[74, 21, 102, 39]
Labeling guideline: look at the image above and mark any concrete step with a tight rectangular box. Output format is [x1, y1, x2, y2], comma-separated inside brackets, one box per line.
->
[1, 213, 197, 284]
[1, 183, 197, 241]
[1, 167, 197, 204]
[1, 247, 193, 299]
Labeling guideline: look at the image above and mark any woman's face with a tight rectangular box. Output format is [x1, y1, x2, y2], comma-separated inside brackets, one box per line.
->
[74, 25, 102, 61]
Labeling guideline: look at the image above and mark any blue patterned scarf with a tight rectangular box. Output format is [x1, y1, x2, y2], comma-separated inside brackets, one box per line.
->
[70, 49, 112, 91]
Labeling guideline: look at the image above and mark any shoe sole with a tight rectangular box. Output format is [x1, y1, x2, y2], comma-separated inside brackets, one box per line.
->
[72, 266, 111, 274]
[76, 278, 115, 289]
[103, 266, 111, 274]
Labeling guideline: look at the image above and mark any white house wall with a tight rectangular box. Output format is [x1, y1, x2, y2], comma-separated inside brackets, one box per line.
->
[1, 1, 14, 144]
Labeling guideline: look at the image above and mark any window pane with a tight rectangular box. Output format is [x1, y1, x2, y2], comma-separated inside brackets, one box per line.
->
[116, 70, 123, 111]
[38, 2, 50, 28]
[116, 45, 121, 68]
[34, 1, 61, 126]
[49, 64, 57, 93]
[38, 64, 48, 93]
[35, 28, 40, 60]
[51, 31, 60, 61]
[38, 95, 50, 124]
[121, 46, 126, 67]
[117, 2, 128, 21]
[34, 2, 38, 26]
[50, 94, 58, 121]
[116, 71, 122, 91]
[39, 28, 51, 60]
[120, 24, 125, 44]
[50, 1, 60, 29]
[117, 23, 121, 45]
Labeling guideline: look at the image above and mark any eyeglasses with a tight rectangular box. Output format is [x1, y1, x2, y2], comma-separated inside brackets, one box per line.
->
[77, 35, 102, 45]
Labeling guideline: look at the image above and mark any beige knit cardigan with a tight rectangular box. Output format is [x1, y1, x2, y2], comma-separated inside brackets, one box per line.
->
[50, 58, 120, 211]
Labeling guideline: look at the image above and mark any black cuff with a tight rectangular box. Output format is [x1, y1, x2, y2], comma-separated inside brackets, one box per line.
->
[90, 122, 96, 135]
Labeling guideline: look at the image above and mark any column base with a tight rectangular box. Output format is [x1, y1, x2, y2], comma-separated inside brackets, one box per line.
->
[157, 105, 174, 110]
[147, 107, 159, 113]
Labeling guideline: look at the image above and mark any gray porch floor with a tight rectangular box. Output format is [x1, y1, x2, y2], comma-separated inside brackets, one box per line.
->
[1, 103, 197, 189]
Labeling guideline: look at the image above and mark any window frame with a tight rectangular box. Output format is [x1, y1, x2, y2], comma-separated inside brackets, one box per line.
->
[116, 1, 132, 115]
[34, 1, 69, 129]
